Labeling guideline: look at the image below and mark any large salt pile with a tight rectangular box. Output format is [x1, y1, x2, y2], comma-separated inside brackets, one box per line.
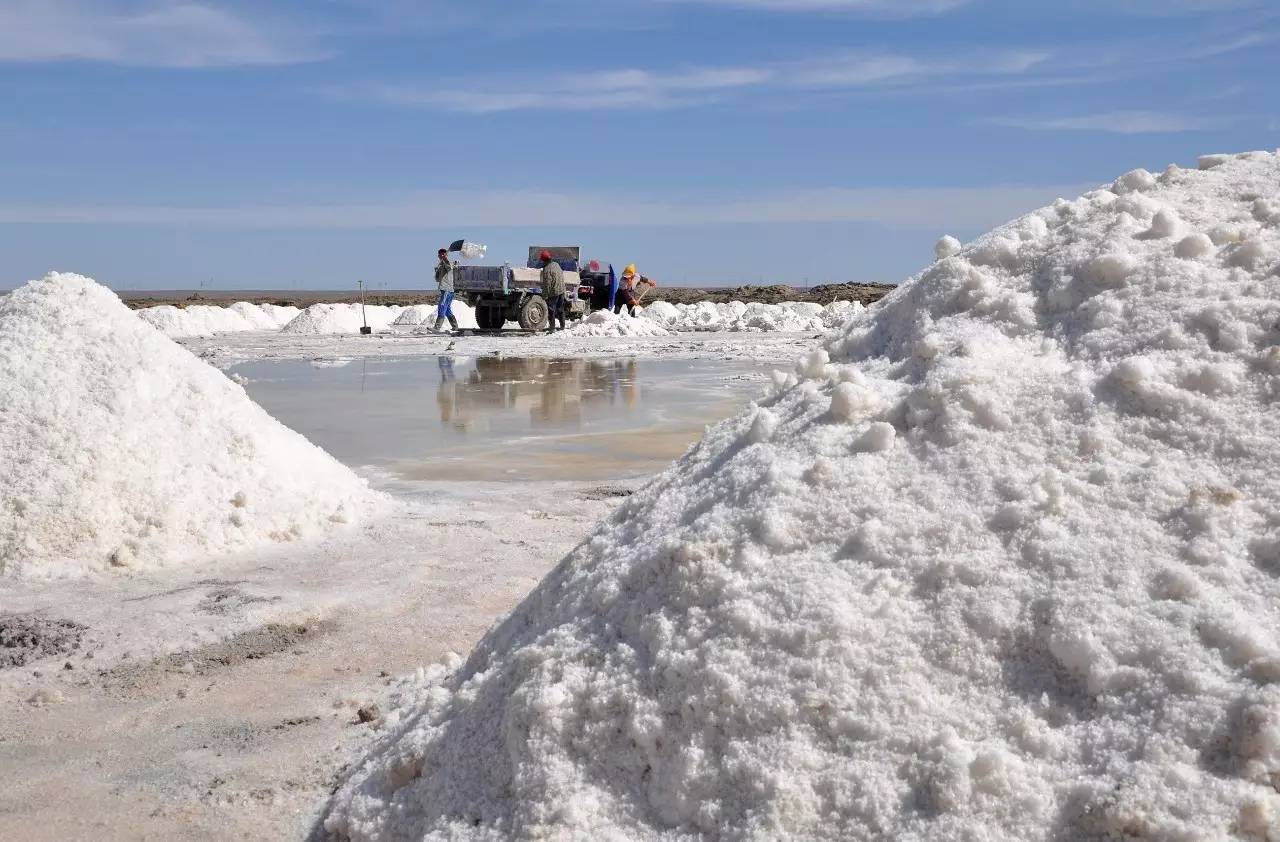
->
[0, 273, 380, 577]
[326, 150, 1280, 841]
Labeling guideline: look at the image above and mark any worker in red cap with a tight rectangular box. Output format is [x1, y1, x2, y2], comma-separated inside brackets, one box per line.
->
[539, 249, 567, 333]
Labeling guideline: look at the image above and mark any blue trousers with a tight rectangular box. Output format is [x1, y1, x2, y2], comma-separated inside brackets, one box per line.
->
[437, 290, 455, 318]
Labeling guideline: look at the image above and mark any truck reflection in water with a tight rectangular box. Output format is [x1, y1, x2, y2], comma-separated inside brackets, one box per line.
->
[230, 354, 769, 483]
[437, 356, 640, 431]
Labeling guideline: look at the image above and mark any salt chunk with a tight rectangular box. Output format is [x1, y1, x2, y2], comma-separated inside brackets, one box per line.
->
[796, 348, 830, 380]
[1224, 239, 1273, 271]
[1142, 209, 1180, 239]
[1085, 253, 1137, 287]
[747, 408, 777, 444]
[853, 421, 896, 452]
[1112, 168, 1157, 194]
[934, 235, 962, 260]
[1198, 153, 1232, 170]
[1209, 225, 1243, 246]
[1174, 233, 1214, 259]
[829, 382, 882, 422]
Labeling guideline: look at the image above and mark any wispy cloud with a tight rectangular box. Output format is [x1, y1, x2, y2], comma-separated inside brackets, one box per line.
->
[1062, 0, 1271, 17]
[349, 66, 771, 113]
[985, 110, 1216, 134]
[333, 48, 1050, 113]
[0, 183, 1091, 231]
[329, 22, 1267, 115]
[0, 0, 323, 67]
[663, 0, 969, 14]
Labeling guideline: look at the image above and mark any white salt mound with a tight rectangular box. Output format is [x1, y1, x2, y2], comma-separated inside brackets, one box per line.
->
[137, 303, 251, 338]
[136, 301, 300, 338]
[327, 151, 1280, 841]
[282, 303, 403, 335]
[231, 301, 301, 330]
[391, 304, 437, 326]
[639, 299, 862, 334]
[569, 309, 672, 338]
[0, 273, 380, 577]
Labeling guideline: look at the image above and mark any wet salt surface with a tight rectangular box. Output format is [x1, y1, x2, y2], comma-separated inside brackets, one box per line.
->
[231, 355, 772, 484]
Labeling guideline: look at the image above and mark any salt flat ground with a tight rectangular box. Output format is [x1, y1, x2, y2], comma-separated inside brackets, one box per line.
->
[0, 330, 807, 841]
[184, 324, 821, 367]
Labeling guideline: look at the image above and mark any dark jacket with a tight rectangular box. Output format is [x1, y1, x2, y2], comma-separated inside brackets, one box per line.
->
[540, 261, 566, 297]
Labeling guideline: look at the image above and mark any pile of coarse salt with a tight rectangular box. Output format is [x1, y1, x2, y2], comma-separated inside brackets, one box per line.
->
[135, 301, 300, 338]
[641, 299, 861, 333]
[327, 151, 1280, 840]
[568, 309, 673, 338]
[280, 302, 403, 334]
[0, 273, 381, 577]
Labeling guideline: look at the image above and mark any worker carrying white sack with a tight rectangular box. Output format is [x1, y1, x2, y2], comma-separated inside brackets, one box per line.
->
[433, 247, 459, 333]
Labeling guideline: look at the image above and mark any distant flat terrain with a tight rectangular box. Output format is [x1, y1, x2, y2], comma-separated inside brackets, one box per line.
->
[117, 282, 895, 310]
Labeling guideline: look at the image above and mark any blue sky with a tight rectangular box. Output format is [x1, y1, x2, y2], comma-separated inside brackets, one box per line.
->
[0, 0, 1276, 290]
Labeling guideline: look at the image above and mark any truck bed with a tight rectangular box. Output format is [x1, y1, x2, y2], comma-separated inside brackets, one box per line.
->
[455, 265, 581, 293]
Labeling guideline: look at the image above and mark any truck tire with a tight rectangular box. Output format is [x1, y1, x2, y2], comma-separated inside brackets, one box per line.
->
[476, 306, 504, 331]
[518, 296, 549, 331]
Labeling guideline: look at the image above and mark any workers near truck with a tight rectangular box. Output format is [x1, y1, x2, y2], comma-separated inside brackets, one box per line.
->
[433, 247, 460, 333]
[540, 249, 567, 333]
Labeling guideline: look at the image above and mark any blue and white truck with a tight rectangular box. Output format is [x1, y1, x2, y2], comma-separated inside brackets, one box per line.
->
[449, 244, 614, 332]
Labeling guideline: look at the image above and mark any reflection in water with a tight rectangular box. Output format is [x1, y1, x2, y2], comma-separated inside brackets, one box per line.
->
[231, 355, 770, 484]
[438, 357, 642, 432]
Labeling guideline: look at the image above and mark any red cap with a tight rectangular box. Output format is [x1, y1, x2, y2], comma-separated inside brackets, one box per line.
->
[540, 250, 552, 262]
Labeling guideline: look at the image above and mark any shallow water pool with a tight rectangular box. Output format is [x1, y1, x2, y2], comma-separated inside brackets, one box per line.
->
[231, 355, 773, 485]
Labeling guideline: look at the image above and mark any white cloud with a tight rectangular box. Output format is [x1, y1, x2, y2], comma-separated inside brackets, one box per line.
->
[0, 183, 1091, 232]
[337, 48, 1050, 113]
[786, 49, 1048, 88]
[0, 0, 321, 67]
[986, 110, 1215, 134]
[353, 65, 772, 113]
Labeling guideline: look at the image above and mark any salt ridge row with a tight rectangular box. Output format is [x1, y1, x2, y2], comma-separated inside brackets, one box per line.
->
[135, 298, 861, 339]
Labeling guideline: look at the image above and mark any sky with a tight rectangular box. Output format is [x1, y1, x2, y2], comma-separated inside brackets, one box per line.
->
[0, 0, 1277, 290]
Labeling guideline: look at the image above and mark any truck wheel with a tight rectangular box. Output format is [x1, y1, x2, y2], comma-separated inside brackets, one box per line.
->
[518, 296, 549, 331]
[476, 307, 504, 331]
